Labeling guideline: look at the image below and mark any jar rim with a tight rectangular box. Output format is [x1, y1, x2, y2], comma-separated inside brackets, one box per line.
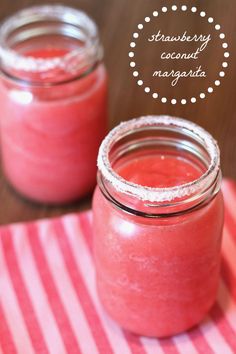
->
[0, 4, 102, 76]
[97, 115, 220, 203]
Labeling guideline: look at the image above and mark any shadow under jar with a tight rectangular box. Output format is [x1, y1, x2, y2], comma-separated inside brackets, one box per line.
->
[93, 115, 224, 337]
[0, 5, 108, 204]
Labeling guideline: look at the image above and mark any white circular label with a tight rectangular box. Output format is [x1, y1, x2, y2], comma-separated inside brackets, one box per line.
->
[129, 5, 229, 104]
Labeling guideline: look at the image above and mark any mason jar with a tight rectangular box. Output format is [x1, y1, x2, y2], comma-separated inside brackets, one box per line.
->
[93, 115, 224, 337]
[0, 5, 108, 204]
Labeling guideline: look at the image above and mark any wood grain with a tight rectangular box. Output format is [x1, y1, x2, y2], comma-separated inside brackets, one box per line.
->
[0, 0, 235, 224]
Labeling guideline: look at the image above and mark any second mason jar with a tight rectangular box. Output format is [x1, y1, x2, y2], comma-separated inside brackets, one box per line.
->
[93, 116, 224, 337]
[0, 5, 108, 203]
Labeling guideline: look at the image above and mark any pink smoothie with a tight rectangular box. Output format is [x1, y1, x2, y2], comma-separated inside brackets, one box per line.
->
[0, 48, 108, 203]
[93, 151, 224, 337]
[117, 154, 203, 187]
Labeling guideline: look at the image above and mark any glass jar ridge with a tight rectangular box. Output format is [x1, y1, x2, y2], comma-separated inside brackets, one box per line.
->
[97, 115, 221, 216]
[0, 4, 103, 83]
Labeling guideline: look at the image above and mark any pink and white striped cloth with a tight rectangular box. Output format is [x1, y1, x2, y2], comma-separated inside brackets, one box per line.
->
[1, 179, 236, 354]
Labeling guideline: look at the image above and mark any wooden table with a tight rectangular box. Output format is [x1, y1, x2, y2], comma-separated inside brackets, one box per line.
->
[0, 0, 235, 225]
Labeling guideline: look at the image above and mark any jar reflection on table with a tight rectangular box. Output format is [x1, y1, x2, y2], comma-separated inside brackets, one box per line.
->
[0, 5, 108, 204]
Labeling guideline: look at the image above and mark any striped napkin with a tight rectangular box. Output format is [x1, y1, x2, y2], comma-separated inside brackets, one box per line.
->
[0, 179, 236, 354]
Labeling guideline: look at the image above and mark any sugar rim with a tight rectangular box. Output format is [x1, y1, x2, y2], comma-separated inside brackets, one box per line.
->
[97, 115, 220, 202]
[0, 5, 100, 73]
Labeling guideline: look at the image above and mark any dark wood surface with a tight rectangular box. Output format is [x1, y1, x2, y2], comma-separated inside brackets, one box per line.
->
[0, 0, 235, 225]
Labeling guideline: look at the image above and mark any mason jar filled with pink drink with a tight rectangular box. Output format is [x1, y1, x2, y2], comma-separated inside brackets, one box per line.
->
[0, 5, 108, 204]
[93, 115, 224, 337]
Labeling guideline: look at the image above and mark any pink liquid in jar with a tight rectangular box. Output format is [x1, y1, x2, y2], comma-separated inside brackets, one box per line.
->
[0, 5, 108, 203]
[93, 116, 224, 337]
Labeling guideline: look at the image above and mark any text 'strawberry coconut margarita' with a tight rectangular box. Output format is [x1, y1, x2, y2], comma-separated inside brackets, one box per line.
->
[0, 5, 108, 203]
[93, 116, 224, 337]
